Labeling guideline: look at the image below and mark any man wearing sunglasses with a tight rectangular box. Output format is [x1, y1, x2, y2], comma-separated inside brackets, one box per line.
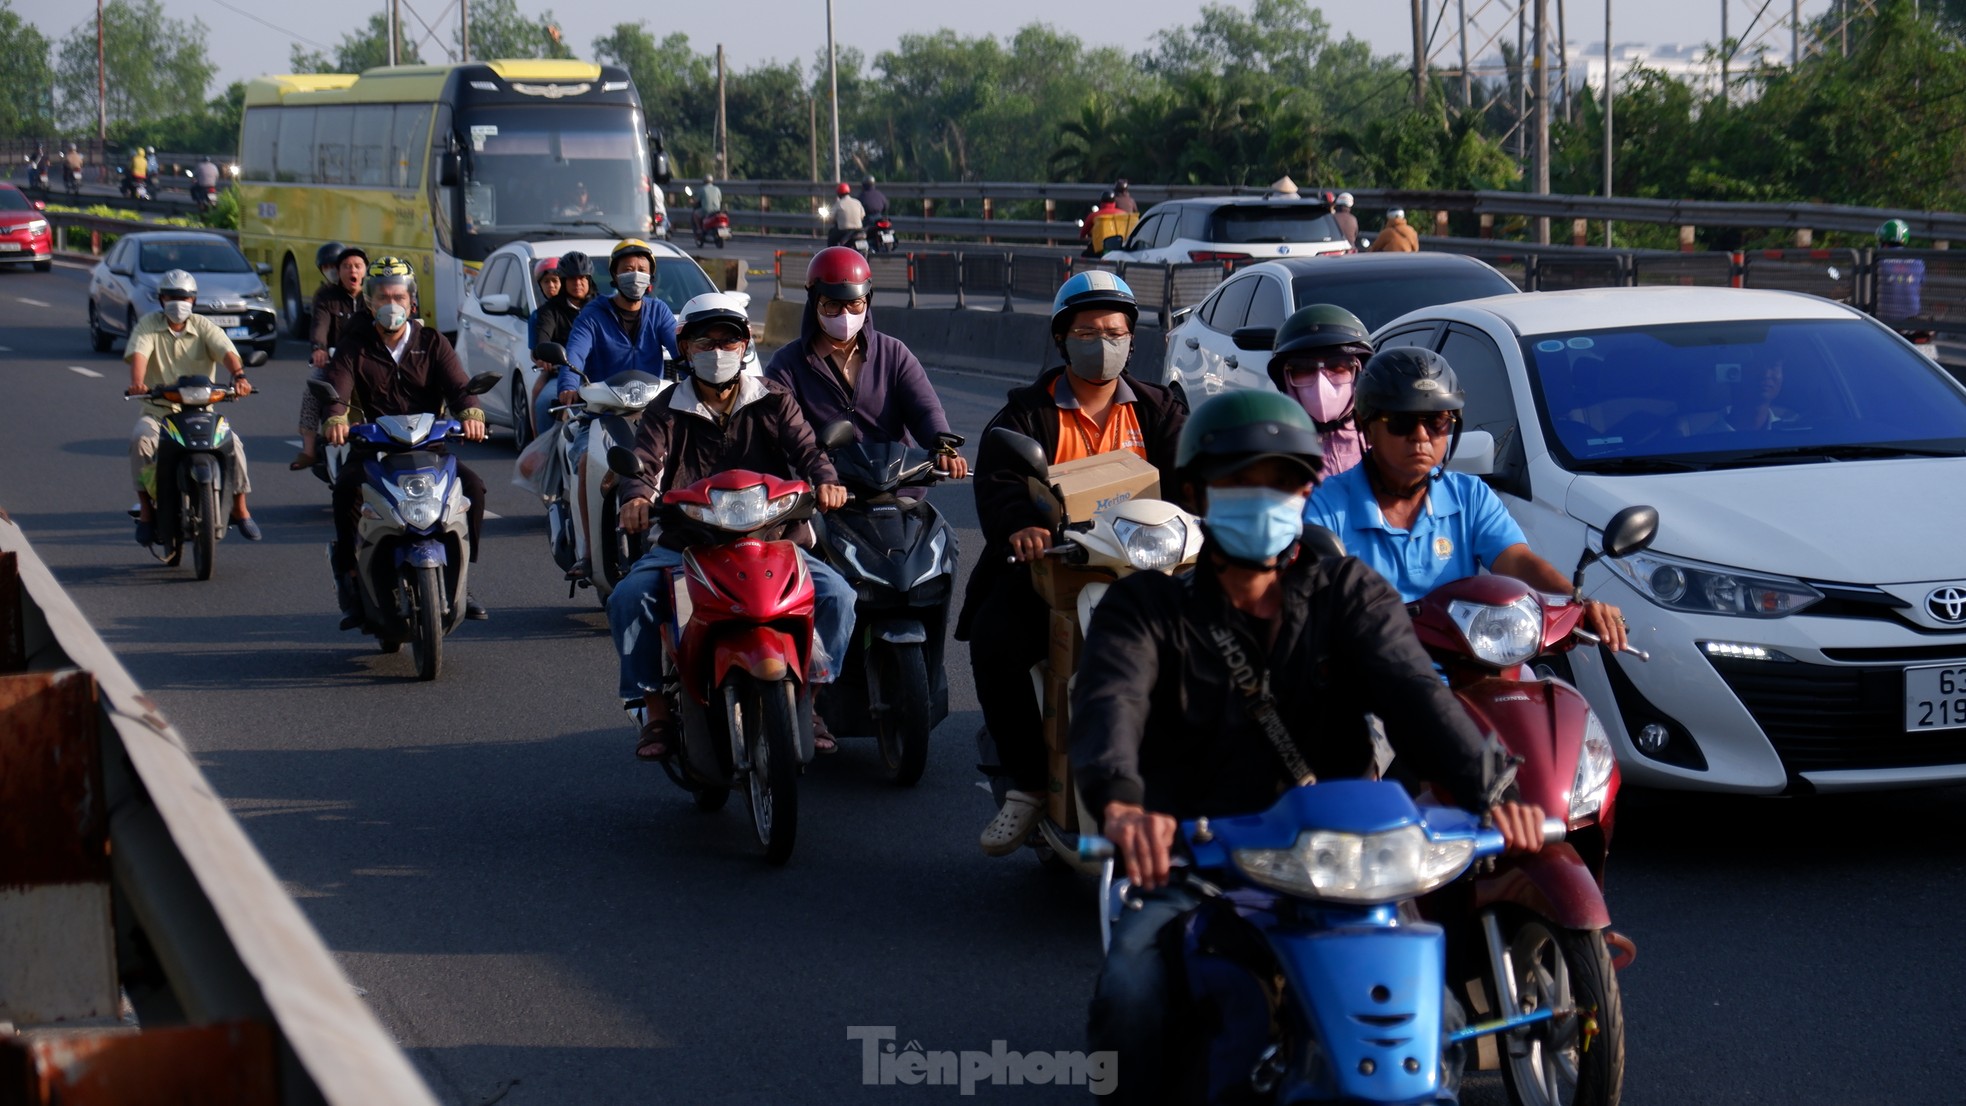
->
[1303, 348, 1629, 650]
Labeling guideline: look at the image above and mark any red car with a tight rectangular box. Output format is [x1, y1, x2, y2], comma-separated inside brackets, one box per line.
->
[0, 183, 52, 272]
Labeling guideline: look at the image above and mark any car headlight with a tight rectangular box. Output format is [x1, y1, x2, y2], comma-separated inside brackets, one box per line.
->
[1568, 709, 1615, 824]
[1608, 549, 1821, 618]
[175, 385, 213, 405]
[26, 219, 47, 234]
[392, 473, 444, 529]
[1113, 517, 1189, 572]
[1233, 825, 1475, 904]
[1447, 595, 1543, 668]
[681, 484, 800, 531]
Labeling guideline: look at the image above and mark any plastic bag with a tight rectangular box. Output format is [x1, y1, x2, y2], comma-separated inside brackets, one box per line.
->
[512, 425, 565, 498]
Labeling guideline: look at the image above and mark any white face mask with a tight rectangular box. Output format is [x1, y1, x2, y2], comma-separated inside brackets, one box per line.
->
[615, 270, 652, 301]
[161, 300, 193, 324]
[819, 309, 865, 342]
[691, 348, 745, 385]
[373, 303, 410, 331]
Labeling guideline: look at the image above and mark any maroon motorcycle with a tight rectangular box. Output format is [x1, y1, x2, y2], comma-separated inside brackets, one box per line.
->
[1415, 505, 1657, 1106]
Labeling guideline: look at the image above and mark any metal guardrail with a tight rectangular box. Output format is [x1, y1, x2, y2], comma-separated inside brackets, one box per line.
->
[41, 211, 237, 259]
[0, 521, 438, 1104]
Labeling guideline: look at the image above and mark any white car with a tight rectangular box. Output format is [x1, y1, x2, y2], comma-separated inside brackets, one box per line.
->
[1101, 195, 1354, 266]
[1372, 286, 1966, 793]
[1163, 253, 1519, 404]
[458, 237, 756, 450]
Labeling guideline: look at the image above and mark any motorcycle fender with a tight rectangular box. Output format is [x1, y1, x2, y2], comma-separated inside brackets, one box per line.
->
[712, 627, 806, 687]
[186, 452, 221, 487]
[1267, 924, 1446, 1102]
[396, 540, 448, 569]
[873, 618, 927, 645]
[1076, 581, 1111, 637]
[1472, 842, 1611, 931]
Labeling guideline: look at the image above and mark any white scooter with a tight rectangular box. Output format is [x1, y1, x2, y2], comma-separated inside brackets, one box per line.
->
[546, 365, 670, 603]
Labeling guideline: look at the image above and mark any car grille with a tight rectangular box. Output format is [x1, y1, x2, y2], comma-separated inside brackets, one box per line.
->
[1706, 654, 1966, 773]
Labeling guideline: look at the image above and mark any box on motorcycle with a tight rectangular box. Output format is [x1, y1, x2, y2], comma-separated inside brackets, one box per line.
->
[1046, 449, 1160, 524]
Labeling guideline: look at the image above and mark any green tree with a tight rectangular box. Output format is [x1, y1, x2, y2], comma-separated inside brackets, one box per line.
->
[141, 81, 246, 157]
[591, 24, 714, 172]
[54, 0, 215, 133]
[460, 0, 573, 61]
[0, 0, 54, 138]
[289, 12, 423, 75]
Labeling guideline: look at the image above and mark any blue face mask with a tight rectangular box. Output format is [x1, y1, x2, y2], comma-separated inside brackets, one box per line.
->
[1204, 486, 1308, 563]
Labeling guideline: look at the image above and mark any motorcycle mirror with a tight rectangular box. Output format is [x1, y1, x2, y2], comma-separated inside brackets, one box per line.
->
[935, 431, 967, 450]
[305, 377, 342, 405]
[1230, 326, 1277, 352]
[817, 420, 858, 450]
[463, 372, 503, 396]
[606, 445, 646, 479]
[1299, 524, 1347, 560]
[979, 427, 1049, 482]
[531, 340, 567, 366]
[1024, 476, 1065, 531]
[1600, 505, 1659, 561]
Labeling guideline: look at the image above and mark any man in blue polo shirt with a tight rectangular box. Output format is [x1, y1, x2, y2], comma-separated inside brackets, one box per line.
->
[1304, 348, 1629, 650]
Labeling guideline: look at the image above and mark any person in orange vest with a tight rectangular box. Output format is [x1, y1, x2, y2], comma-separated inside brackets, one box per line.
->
[1366, 208, 1420, 252]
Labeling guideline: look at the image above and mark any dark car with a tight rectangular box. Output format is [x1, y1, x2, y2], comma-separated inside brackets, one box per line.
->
[1162, 252, 1522, 401]
[87, 231, 278, 364]
[0, 183, 53, 272]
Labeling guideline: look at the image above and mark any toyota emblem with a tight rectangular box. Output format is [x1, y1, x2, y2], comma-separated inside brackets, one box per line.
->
[1928, 587, 1966, 624]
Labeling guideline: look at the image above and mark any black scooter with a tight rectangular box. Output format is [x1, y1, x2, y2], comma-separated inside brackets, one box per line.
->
[811, 421, 962, 786]
[128, 375, 244, 580]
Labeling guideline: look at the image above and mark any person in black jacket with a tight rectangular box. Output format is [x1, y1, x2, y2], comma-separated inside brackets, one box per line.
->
[292, 243, 367, 469]
[962, 272, 1188, 857]
[1069, 390, 1547, 1104]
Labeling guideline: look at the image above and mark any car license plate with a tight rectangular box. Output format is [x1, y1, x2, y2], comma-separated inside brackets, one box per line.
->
[0, 242, 20, 252]
[226, 327, 249, 338]
[1905, 662, 1966, 731]
[209, 315, 240, 327]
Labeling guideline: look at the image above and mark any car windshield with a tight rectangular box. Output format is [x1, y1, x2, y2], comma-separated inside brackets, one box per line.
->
[1209, 205, 1344, 244]
[0, 189, 32, 212]
[138, 240, 250, 274]
[1526, 318, 1966, 471]
[460, 105, 654, 237]
[583, 256, 713, 315]
[1293, 269, 1516, 331]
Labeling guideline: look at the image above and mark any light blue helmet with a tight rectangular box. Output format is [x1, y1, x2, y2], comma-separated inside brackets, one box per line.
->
[1050, 270, 1139, 336]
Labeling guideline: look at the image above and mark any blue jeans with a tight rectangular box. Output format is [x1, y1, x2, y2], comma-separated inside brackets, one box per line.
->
[1087, 885, 1203, 1106]
[608, 543, 855, 701]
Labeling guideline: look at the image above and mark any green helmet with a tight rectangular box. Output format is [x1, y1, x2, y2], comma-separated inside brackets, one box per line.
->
[1878, 218, 1911, 247]
[1176, 389, 1324, 482]
[1268, 303, 1373, 390]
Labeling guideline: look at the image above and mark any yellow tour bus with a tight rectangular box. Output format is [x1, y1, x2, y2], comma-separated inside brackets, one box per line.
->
[236, 59, 671, 340]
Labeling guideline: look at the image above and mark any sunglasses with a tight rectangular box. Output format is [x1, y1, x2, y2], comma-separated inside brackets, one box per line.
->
[1279, 359, 1359, 388]
[1373, 411, 1458, 437]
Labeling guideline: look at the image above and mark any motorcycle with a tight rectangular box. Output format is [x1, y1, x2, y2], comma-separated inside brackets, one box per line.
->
[604, 448, 821, 865]
[1410, 504, 1658, 1106]
[127, 375, 245, 581]
[24, 157, 48, 194]
[306, 373, 501, 681]
[1898, 328, 1943, 362]
[545, 363, 667, 602]
[62, 161, 81, 198]
[189, 173, 219, 213]
[979, 427, 1205, 872]
[809, 421, 964, 786]
[849, 225, 871, 258]
[695, 210, 732, 249]
[1083, 780, 1569, 1104]
[870, 215, 896, 254]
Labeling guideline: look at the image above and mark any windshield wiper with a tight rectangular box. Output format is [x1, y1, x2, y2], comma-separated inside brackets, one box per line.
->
[1569, 456, 1709, 474]
[542, 218, 623, 237]
[1711, 443, 1966, 467]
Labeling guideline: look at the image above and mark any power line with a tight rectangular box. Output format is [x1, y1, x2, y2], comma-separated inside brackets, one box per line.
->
[206, 0, 335, 53]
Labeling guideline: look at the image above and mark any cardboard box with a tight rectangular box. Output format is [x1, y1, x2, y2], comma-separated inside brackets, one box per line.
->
[1043, 666, 1076, 825]
[1047, 609, 1081, 679]
[1047, 450, 1161, 527]
[1028, 558, 1109, 613]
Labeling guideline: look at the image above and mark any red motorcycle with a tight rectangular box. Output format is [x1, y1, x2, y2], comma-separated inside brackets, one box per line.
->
[608, 450, 820, 864]
[1414, 505, 1657, 1106]
[870, 215, 896, 254]
[696, 210, 731, 249]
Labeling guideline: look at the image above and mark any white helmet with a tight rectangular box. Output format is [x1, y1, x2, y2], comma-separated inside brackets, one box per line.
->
[1388, 208, 1406, 220]
[158, 269, 197, 298]
[1336, 192, 1355, 208]
[676, 291, 751, 345]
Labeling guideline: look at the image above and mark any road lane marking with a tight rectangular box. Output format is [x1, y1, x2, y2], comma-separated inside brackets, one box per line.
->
[482, 510, 502, 519]
[17, 297, 50, 308]
[0, 345, 11, 351]
[286, 439, 303, 447]
[67, 365, 103, 378]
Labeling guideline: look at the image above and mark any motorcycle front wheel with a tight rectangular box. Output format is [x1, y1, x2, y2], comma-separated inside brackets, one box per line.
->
[1499, 917, 1625, 1106]
[410, 565, 445, 681]
[726, 673, 800, 865]
[190, 481, 219, 581]
[870, 640, 931, 786]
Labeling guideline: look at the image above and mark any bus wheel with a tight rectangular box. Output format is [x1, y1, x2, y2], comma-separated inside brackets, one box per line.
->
[283, 257, 307, 339]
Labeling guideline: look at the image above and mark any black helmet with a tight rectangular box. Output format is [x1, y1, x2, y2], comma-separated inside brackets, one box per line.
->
[315, 241, 345, 271]
[1353, 347, 1465, 423]
[1098, 191, 1116, 206]
[557, 250, 595, 280]
[1176, 390, 1323, 484]
[334, 245, 368, 268]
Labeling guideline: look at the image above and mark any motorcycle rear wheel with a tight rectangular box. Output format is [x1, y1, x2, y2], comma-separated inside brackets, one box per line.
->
[410, 565, 445, 681]
[190, 483, 219, 581]
[1499, 917, 1625, 1106]
[727, 674, 800, 865]
[870, 640, 931, 786]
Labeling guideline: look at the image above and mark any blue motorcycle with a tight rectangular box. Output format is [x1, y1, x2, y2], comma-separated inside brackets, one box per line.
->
[1085, 780, 1564, 1105]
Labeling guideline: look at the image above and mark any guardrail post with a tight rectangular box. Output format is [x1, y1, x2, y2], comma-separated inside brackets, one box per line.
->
[1435, 211, 1450, 238]
[1571, 219, 1588, 247]
[906, 253, 917, 309]
[1479, 213, 1494, 239]
[771, 251, 782, 300]
[1730, 251, 1744, 288]
[1002, 252, 1014, 313]
[923, 197, 934, 244]
[1679, 225, 1696, 253]
[1044, 198, 1056, 247]
[955, 251, 965, 311]
[1794, 228, 1813, 248]
[982, 197, 994, 246]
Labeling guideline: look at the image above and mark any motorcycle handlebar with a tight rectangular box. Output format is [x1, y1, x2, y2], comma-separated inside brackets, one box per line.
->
[1542, 817, 1568, 845]
[1572, 626, 1649, 662]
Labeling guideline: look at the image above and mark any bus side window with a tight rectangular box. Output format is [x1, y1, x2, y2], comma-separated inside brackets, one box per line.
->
[352, 105, 392, 187]
[392, 104, 432, 191]
[275, 106, 315, 184]
[241, 109, 277, 181]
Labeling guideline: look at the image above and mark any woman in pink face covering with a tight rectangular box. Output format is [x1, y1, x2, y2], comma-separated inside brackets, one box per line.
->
[1265, 303, 1374, 477]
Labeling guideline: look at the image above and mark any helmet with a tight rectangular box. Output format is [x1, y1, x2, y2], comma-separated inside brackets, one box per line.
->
[1272, 304, 1370, 359]
[1388, 208, 1406, 221]
[862, 177, 876, 188]
[364, 255, 417, 300]
[1114, 179, 1130, 191]
[1176, 390, 1323, 483]
[532, 256, 561, 282]
[1336, 192, 1355, 208]
[1049, 271, 1138, 335]
[315, 241, 346, 271]
[806, 246, 873, 301]
[557, 250, 594, 280]
[1878, 218, 1911, 247]
[158, 269, 198, 298]
[608, 238, 655, 275]
[1353, 348, 1464, 424]
[836, 182, 851, 196]
[335, 245, 368, 268]
[1098, 191, 1116, 206]
[706, 173, 716, 184]
[677, 291, 751, 345]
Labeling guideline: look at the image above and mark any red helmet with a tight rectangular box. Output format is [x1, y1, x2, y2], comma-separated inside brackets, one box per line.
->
[836, 182, 851, 196]
[532, 256, 560, 282]
[806, 247, 873, 301]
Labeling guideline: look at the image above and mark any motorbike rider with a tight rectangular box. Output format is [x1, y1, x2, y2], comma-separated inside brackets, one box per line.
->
[1268, 303, 1372, 477]
[293, 243, 369, 469]
[531, 256, 562, 310]
[859, 177, 888, 221]
[763, 247, 968, 481]
[63, 143, 84, 188]
[321, 257, 489, 626]
[1302, 348, 1628, 649]
[123, 269, 259, 545]
[129, 145, 149, 193]
[1366, 207, 1420, 252]
[609, 293, 856, 758]
[826, 182, 865, 248]
[963, 272, 1188, 856]
[558, 239, 681, 580]
[1111, 179, 1137, 215]
[693, 174, 723, 240]
[1080, 192, 1135, 257]
[1876, 218, 1925, 324]
[193, 155, 220, 197]
[1069, 389, 1548, 1105]
[1333, 191, 1360, 247]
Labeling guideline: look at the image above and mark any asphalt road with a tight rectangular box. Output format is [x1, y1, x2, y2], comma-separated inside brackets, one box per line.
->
[4, 260, 1964, 1105]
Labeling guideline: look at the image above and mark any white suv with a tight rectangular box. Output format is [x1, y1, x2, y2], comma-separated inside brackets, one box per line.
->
[1101, 196, 1355, 265]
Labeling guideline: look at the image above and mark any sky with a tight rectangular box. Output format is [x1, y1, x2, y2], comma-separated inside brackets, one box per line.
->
[13, 0, 1836, 97]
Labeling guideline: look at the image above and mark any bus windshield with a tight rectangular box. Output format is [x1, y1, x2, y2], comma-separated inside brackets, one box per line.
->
[459, 104, 651, 237]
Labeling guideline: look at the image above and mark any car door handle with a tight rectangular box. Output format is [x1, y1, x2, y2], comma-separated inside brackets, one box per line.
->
[1184, 337, 1199, 350]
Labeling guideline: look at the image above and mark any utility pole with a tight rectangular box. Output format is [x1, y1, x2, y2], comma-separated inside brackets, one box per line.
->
[1604, 0, 1614, 247]
[825, 0, 841, 184]
[1411, 0, 1429, 108]
[95, 0, 107, 142]
[716, 46, 729, 180]
[1792, 0, 1801, 66]
[1558, 0, 1571, 124]
[459, 0, 469, 62]
[387, 0, 400, 66]
[1457, 0, 1471, 111]
[1533, 0, 1549, 244]
[1515, 5, 1528, 161]
[808, 95, 818, 185]
[1721, 0, 1730, 107]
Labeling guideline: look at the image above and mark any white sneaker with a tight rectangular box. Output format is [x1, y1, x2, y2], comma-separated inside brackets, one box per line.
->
[979, 790, 1044, 856]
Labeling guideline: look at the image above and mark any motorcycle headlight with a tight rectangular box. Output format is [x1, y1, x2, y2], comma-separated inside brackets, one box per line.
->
[612, 380, 656, 409]
[1568, 709, 1615, 824]
[1113, 517, 1189, 572]
[1446, 595, 1543, 668]
[681, 484, 800, 531]
[175, 385, 213, 405]
[1608, 549, 1821, 618]
[1233, 825, 1475, 904]
[392, 473, 444, 529]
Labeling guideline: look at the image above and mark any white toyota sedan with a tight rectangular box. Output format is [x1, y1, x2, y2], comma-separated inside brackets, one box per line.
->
[1374, 286, 1966, 794]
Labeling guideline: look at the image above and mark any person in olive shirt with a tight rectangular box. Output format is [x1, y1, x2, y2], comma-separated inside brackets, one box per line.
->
[292, 243, 368, 469]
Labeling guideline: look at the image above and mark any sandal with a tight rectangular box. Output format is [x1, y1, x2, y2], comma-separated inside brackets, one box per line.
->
[810, 709, 838, 754]
[635, 715, 678, 761]
[289, 450, 317, 470]
[979, 790, 1044, 856]
[564, 557, 592, 582]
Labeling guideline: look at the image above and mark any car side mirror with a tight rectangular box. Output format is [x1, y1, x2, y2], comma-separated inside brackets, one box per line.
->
[1299, 524, 1347, 560]
[1446, 429, 1495, 476]
[31, 199, 45, 211]
[439, 151, 460, 187]
[1231, 326, 1277, 352]
[463, 371, 502, 396]
[1102, 235, 1126, 253]
[818, 419, 858, 450]
[606, 445, 646, 479]
[305, 378, 342, 405]
[254, 261, 272, 276]
[979, 427, 1050, 482]
[478, 292, 512, 316]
